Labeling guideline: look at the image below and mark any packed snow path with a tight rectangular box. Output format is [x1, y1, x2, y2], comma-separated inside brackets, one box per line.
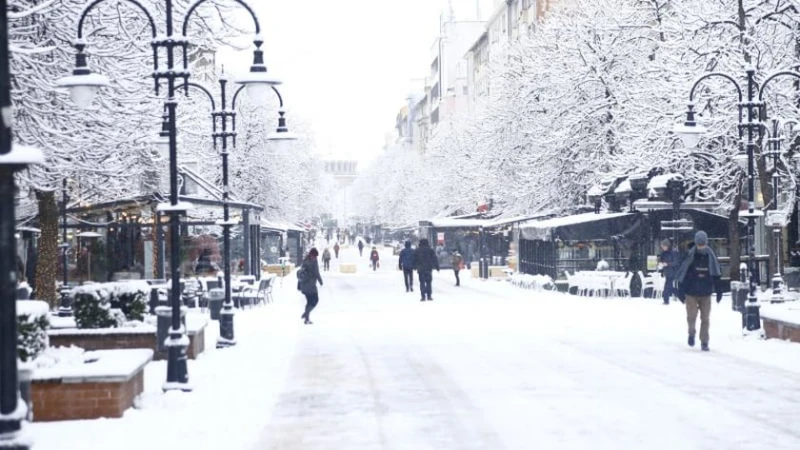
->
[31, 244, 800, 450]
[255, 245, 800, 450]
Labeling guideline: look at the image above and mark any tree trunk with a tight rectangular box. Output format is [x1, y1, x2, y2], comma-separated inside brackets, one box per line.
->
[729, 193, 742, 281]
[35, 190, 59, 308]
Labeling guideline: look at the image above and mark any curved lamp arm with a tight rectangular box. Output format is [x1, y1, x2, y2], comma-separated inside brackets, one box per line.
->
[77, 0, 157, 39]
[231, 84, 283, 109]
[182, 0, 261, 36]
[759, 71, 800, 101]
[176, 82, 217, 111]
[688, 72, 743, 103]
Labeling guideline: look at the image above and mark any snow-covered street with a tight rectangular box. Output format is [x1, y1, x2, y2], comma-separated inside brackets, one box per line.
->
[30, 246, 800, 450]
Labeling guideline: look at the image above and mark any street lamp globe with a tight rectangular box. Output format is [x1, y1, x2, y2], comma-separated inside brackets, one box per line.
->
[236, 37, 281, 104]
[674, 122, 706, 149]
[56, 73, 110, 110]
[733, 151, 749, 170]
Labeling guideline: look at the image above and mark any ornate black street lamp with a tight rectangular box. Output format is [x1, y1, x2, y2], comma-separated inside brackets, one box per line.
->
[178, 75, 296, 348]
[57, 0, 279, 391]
[676, 67, 800, 332]
[1, 1, 45, 446]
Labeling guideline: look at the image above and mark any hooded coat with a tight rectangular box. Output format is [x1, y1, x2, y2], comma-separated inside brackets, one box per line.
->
[298, 255, 323, 294]
[399, 241, 414, 270]
[413, 239, 439, 273]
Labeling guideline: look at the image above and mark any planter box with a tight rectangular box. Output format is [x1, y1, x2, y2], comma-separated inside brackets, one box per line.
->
[762, 305, 800, 343]
[340, 263, 357, 274]
[470, 266, 510, 278]
[263, 264, 295, 277]
[156, 315, 207, 360]
[48, 326, 157, 354]
[31, 349, 152, 422]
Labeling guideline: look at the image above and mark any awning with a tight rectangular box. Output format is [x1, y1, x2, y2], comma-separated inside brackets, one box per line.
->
[520, 212, 635, 241]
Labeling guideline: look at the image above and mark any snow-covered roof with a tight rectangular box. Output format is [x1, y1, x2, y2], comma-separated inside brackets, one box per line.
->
[615, 179, 632, 194]
[426, 214, 545, 229]
[520, 212, 634, 240]
[647, 173, 683, 190]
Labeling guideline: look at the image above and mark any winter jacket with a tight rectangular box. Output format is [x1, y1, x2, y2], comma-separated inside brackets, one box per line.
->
[399, 242, 414, 270]
[358, 242, 364, 250]
[676, 247, 722, 297]
[322, 249, 331, 261]
[370, 250, 379, 261]
[298, 257, 323, 294]
[659, 248, 680, 278]
[451, 253, 463, 270]
[413, 239, 439, 273]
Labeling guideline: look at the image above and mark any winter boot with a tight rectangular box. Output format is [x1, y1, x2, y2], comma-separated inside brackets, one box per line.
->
[701, 343, 709, 352]
[304, 319, 313, 325]
[688, 335, 695, 347]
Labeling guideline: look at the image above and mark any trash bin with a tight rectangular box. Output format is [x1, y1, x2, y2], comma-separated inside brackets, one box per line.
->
[208, 288, 224, 321]
[730, 281, 748, 312]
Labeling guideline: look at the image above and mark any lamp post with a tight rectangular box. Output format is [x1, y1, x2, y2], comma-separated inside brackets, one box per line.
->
[1, 0, 45, 446]
[179, 75, 296, 348]
[60, 178, 69, 286]
[57, 0, 279, 391]
[675, 67, 800, 332]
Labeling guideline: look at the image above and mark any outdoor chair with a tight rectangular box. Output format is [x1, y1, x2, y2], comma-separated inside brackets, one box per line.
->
[614, 272, 634, 297]
[638, 271, 654, 298]
[235, 277, 272, 307]
[651, 273, 666, 300]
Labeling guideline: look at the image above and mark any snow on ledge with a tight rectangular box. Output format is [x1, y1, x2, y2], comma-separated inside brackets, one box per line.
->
[16, 300, 49, 320]
[48, 323, 156, 336]
[761, 304, 800, 325]
[157, 201, 194, 213]
[32, 349, 153, 383]
[0, 144, 45, 165]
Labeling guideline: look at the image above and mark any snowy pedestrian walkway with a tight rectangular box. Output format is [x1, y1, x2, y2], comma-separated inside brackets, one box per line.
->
[32, 244, 800, 450]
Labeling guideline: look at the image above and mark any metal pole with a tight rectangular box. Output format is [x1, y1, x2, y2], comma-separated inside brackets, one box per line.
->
[770, 120, 784, 302]
[744, 68, 761, 331]
[242, 209, 251, 275]
[61, 179, 69, 285]
[0, 0, 28, 443]
[217, 76, 235, 347]
[164, 0, 190, 389]
[156, 212, 165, 279]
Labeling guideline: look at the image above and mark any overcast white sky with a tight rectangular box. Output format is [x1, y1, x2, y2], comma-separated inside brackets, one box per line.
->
[220, 0, 496, 166]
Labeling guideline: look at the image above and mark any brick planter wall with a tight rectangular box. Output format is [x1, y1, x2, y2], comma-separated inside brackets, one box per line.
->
[31, 349, 151, 422]
[763, 317, 800, 343]
[187, 325, 205, 359]
[48, 330, 157, 354]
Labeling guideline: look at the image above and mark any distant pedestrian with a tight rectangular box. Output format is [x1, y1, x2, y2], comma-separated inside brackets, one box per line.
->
[398, 241, 415, 292]
[297, 248, 324, 325]
[322, 248, 332, 271]
[333, 242, 340, 259]
[451, 251, 463, 286]
[413, 238, 440, 301]
[358, 240, 364, 257]
[658, 239, 680, 305]
[370, 247, 380, 271]
[675, 231, 723, 351]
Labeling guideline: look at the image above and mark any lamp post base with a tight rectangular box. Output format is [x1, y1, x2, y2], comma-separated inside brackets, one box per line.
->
[163, 330, 192, 392]
[770, 273, 785, 303]
[744, 300, 762, 333]
[217, 306, 236, 348]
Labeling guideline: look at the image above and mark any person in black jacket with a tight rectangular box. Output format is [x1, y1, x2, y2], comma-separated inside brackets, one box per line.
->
[398, 241, 415, 292]
[413, 239, 439, 301]
[658, 239, 680, 305]
[298, 248, 324, 325]
[675, 231, 723, 351]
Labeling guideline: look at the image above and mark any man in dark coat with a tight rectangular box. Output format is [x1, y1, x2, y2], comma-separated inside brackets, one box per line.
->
[398, 241, 415, 293]
[675, 231, 723, 352]
[658, 239, 680, 305]
[298, 248, 324, 324]
[358, 240, 364, 256]
[413, 239, 439, 301]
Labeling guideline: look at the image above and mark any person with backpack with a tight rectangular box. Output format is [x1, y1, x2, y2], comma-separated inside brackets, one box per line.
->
[413, 239, 439, 301]
[297, 248, 324, 325]
[398, 241, 415, 292]
[370, 247, 380, 271]
[675, 231, 723, 351]
[333, 242, 340, 259]
[321, 248, 332, 271]
[451, 250, 464, 287]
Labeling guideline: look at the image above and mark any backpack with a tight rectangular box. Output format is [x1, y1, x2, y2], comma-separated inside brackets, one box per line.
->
[296, 266, 308, 291]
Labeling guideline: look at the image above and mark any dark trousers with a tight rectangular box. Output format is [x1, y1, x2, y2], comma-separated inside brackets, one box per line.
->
[372, 261, 378, 271]
[359, 248, 363, 256]
[419, 271, 433, 299]
[663, 275, 675, 304]
[323, 260, 330, 271]
[303, 293, 319, 319]
[454, 269, 460, 286]
[403, 268, 414, 291]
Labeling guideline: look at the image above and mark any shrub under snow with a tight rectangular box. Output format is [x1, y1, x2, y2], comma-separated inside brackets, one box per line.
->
[72, 281, 150, 329]
[17, 300, 50, 362]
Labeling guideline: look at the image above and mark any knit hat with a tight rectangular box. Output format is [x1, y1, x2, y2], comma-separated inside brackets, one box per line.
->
[660, 239, 671, 248]
[694, 231, 708, 246]
[308, 248, 319, 258]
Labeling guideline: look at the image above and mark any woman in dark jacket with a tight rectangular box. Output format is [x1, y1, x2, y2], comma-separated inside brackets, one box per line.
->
[299, 248, 324, 324]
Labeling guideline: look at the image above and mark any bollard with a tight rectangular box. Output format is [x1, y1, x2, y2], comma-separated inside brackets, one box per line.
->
[57, 288, 74, 317]
[156, 305, 186, 357]
[208, 288, 224, 321]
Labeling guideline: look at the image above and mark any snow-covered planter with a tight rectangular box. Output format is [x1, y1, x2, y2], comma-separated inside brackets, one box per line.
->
[510, 274, 556, 291]
[17, 300, 50, 362]
[71, 281, 150, 329]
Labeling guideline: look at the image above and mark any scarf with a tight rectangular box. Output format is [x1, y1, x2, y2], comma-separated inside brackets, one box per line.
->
[674, 246, 721, 284]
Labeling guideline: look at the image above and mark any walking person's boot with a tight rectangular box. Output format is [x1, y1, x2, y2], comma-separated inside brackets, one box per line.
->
[701, 342, 709, 351]
[688, 334, 695, 347]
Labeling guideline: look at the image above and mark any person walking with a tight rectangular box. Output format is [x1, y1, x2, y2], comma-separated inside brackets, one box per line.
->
[451, 251, 463, 287]
[398, 241, 415, 292]
[298, 248, 324, 325]
[675, 231, 723, 351]
[321, 248, 332, 272]
[358, 240, 365, 257]
[413, 238, 439, 301]
[333, 242, 340, 259]
[370, 247, 380, 271]
[658, 239, 680, 305]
